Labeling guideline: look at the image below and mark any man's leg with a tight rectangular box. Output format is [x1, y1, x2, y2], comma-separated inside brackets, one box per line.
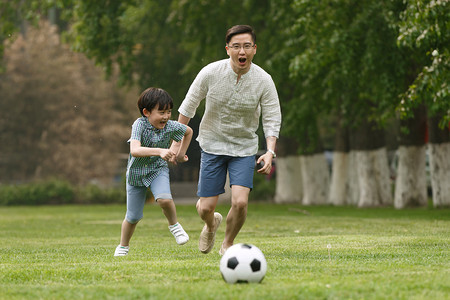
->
[219, 155, 254, 255]
[222, 185, 250, 249]
[196, 196, 219, 230]
[197, 196, 222, 253]
[196, 150, 227, 253]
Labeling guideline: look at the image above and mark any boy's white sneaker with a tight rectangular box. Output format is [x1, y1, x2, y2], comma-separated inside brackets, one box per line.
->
[169, 222, 189, 245]
[114, 245, 129, 256]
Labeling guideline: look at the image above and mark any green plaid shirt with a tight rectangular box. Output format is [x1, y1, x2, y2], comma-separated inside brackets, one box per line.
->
[126, 117, 187, 187]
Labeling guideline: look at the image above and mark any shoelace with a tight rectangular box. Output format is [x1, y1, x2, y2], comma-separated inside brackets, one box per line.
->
[170, 226, 185, 237]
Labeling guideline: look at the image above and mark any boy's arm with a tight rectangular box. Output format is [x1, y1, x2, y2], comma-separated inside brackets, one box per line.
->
[169, 114, 192, 163]
[130, 139, 175, 161]
[175, 126, 193, 162]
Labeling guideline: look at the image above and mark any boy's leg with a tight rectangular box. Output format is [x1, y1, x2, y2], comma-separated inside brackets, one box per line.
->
[157, 198, 177, 225]
[151, 169, 189, 245]
[116, 183, 146, 253]
[120, 219, 138, 247]
[151, 169, 176, 225]
[158, 198, 189, 245]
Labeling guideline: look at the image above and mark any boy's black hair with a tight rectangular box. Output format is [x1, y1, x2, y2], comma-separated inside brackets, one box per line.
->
[225, 25, 256, 44]
[137, 87, 173, 117]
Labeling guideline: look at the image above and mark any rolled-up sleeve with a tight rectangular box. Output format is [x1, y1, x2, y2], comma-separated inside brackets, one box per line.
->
[178, 68, 208, 119]
[261, 77, 282, 138]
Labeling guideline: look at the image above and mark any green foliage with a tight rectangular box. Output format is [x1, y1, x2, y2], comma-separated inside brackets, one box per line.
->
[1, 0, 448, 148]
[0, 204, 448, 299]
[397, 0, 450, 128]
[0, 180, 125, 206]
[0, 20, 136, 184]
[68, 0, 137, 81]
[250, 172, 276, 201]
[286, 0, 407, 131]
[76, 183, 125, 204]
[0, 179, 74, 205]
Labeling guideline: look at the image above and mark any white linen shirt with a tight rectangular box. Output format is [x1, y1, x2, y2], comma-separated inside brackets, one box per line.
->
[179, 59, 281, 157]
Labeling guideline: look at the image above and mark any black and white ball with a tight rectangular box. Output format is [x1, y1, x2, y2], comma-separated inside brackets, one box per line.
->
[220, 243, 267, 284]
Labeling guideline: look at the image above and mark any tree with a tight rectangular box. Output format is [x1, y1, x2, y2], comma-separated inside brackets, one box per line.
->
[3, 0, 447, 206]
[284, 0, 408, 207]
[0, 20, 136, 184]
[396, 0, 450, 207]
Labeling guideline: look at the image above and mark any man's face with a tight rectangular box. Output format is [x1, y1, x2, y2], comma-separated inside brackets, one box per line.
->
[226, 33, 256, 74]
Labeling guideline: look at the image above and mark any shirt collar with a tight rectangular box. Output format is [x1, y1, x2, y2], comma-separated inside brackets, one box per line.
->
[227, 58, 253, 80]
[141, 116, 160, 132]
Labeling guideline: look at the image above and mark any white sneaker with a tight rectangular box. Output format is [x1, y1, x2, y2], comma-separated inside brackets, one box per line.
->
[169, 222, 189, 245]
[114, 245, 129, 256]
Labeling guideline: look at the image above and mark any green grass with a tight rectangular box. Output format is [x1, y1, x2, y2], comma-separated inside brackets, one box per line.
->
[0, 203, 449, 300]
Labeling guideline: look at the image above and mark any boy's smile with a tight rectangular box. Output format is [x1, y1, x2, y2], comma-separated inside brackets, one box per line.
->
[143, 106, 172, 130]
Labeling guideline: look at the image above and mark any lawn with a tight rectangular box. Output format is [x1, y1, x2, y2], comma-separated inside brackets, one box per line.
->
[0, 203, 449, 299]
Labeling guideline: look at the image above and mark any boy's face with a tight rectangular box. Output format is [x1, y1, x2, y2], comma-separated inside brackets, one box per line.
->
[143, 104, 172, 129]
[226, 33, 256, 75]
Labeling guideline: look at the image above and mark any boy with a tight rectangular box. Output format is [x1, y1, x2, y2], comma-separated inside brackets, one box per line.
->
[115, 87, 193, 256]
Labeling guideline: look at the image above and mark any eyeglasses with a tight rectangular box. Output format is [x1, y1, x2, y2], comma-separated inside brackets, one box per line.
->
[227, 43, 255, 51]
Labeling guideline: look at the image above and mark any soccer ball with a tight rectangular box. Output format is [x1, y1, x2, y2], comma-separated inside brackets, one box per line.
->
[220, 243, 267, 284]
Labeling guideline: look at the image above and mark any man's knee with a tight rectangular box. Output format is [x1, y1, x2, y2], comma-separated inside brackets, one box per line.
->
[197, 198, 217, 216]
[231, 197, 248, 211]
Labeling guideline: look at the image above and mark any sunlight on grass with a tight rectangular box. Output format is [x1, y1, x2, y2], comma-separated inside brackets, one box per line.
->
[0, 204, 448, 299]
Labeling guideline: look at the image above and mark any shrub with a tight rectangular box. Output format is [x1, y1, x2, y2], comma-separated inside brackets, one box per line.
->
[250, 171, 276, 201]
[0, 179, 125, 205]
[76, 184, 125, 204]
[0, 179, 74, 205]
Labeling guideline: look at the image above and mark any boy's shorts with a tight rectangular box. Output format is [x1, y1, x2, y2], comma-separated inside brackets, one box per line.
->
[198, 150, 256, 197]
[126, 168, 172, 224]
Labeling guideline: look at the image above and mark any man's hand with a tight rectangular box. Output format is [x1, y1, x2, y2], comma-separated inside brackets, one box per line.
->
[177, 155, 189, 163]
[256, 152, 273, 175]
[160, 149, 176, 161]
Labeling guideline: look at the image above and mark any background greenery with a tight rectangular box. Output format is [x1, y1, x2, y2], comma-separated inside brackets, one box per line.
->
[0, 204, 448, 299]
[0, 179, 126, 206]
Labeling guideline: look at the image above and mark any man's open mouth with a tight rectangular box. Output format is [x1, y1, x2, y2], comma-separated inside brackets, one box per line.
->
[239, 57, 247, 63]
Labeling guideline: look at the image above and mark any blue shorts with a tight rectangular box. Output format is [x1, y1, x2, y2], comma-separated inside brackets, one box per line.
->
[125, 169, 172, 224]
[198, 150, 255, 197]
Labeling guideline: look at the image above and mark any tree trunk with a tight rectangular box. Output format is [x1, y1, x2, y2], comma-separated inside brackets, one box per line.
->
[349, 118, 391, 207]
[293, 119, 330, 205]
[356, 147, 392, 207]
[394, 105, 428, 208]
[394, 145, 427, 208]
[428, 115, 450, 208]
[274, 156, 302, 203]
[274, 136, 303, 203]
[329, 115, 350, 205]
[329, 152, 349, 205]
[300, 153, 329, 205]
[347, 151, 360, 205]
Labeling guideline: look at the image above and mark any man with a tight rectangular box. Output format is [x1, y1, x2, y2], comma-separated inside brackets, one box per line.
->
[176, 25, 281, 255]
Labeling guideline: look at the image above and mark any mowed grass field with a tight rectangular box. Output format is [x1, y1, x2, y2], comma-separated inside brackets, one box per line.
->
[0, 203, 449, 300]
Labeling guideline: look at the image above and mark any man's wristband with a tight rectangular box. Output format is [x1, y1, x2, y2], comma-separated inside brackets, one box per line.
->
[267, 149, 276, 158]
